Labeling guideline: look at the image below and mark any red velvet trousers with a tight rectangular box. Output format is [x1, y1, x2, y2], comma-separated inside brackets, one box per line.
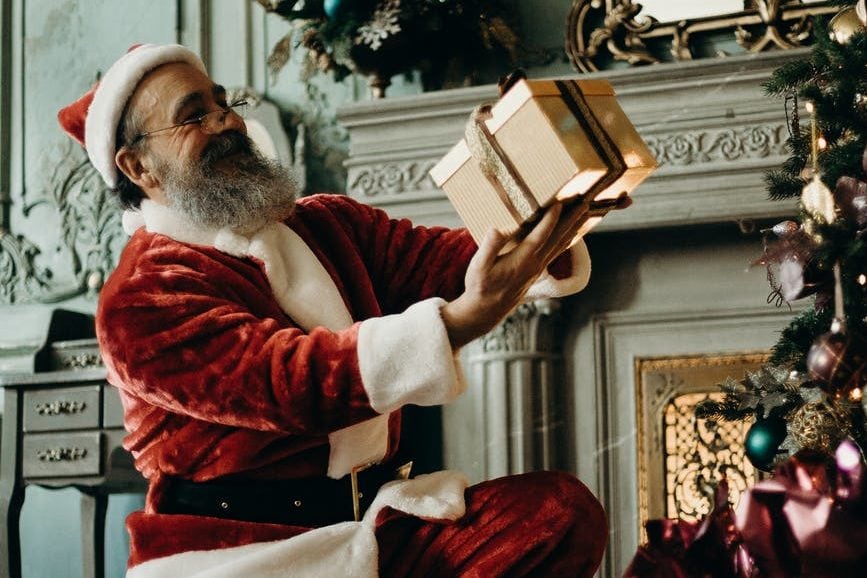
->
[376, 471, 608, 577]
[128, 471, 607, 577]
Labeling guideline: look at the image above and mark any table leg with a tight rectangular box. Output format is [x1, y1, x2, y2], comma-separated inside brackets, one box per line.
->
[0, 389, 24, 578]
[0, 482, 24, 578]
[80, 491, 107, 578]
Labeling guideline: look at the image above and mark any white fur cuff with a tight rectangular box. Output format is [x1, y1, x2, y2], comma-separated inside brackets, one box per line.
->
[524, 237, 591, 301]
[357, 298, 467, 414]
[364, 470, 469, 524]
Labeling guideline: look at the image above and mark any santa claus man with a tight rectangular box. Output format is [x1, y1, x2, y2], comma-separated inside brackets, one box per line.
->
[58, 43, 607, 577]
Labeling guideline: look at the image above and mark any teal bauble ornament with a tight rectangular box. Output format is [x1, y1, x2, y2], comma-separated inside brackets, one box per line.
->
[324, 0, 344, 18]
[745, 417, 788, 471]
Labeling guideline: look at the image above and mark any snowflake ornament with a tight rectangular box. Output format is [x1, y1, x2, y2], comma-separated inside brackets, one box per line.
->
[355, 0, 402, 51]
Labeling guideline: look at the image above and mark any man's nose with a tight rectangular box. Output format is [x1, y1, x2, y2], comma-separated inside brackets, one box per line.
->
[204, 107, 247, 136]
[222, 108, 247, 135]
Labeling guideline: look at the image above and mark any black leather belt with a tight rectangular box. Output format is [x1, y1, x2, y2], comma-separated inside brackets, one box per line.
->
[160, 461, 412, 527]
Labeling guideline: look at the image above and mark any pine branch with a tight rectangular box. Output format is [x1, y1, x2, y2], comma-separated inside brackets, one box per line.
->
[763, 59, 816, 96]
[770, 308, 833, 370]
[765, 170, 806, 200]
[695, 397, 752, 422]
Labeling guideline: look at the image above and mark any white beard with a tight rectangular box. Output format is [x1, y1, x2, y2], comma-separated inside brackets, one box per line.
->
[156, 131, 299, 233]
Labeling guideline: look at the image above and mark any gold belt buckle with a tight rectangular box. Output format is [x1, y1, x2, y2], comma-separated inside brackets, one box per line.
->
[349, 460, 413, 522]
[350, 462, 374, 522]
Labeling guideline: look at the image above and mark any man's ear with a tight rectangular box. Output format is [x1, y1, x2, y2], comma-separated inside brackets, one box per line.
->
[115, 146, 158, 189]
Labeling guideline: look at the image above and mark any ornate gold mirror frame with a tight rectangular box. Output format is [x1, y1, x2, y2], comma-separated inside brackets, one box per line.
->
[566, 0, 839, 73]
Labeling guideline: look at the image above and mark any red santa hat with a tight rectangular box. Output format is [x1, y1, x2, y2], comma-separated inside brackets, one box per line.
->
[57, 43, 206, 188]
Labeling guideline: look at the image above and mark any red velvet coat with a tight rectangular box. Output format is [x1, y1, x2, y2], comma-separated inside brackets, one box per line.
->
[99, 192, 474, 487]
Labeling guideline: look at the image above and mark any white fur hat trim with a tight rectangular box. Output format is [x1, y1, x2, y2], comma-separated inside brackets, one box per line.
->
[84, 44, 206, 188]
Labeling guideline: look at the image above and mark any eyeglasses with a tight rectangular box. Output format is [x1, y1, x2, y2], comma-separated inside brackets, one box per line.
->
[131, 98, 248, 144]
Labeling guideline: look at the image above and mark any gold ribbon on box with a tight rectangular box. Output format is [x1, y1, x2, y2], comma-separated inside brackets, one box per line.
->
[465, 103, 539, 224]
[464, 79, 631, 226]
[554, 79, 627, 200]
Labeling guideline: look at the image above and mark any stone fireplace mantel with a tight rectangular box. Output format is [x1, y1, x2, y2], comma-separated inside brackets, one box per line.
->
[337, 49, 803, 233]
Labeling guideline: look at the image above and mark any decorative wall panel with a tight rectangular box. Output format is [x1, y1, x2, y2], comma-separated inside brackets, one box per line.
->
[1, 3, 201, 577]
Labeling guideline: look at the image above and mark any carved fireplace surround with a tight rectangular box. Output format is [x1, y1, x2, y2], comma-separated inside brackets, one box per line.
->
[337, 49, 802, 577]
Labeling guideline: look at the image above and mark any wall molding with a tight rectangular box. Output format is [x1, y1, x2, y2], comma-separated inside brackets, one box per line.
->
[444, 299, 567, 481]
[0, 0, 11, 227]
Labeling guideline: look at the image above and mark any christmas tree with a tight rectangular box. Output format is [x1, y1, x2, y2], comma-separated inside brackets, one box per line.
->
[696, 0, 867, 473]
[624, 3, 867, 576]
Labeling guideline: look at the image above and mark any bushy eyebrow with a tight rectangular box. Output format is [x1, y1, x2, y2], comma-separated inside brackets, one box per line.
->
[171, 84, 228, 123]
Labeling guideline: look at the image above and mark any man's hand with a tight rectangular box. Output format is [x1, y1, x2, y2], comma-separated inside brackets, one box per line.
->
[441, 200, 588, 349]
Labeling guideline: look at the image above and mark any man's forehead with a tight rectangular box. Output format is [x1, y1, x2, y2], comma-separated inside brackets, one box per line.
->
[129, 61, 215, 115]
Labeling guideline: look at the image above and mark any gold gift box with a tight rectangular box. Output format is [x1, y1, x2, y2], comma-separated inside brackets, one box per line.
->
[429, 78, 657, 245]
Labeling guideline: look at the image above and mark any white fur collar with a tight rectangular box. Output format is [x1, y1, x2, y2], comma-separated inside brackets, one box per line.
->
[124, 200, 353, 332]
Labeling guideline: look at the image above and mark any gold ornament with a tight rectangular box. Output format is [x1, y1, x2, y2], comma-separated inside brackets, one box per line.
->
[801, 102, 835, 224]
[789, 400, 851, 453]
[829, 6, 866, 44]
[801, 174, 837, 223]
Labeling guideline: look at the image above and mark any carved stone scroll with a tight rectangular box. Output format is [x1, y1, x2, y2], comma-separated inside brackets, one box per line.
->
[0, 147, 124, 304]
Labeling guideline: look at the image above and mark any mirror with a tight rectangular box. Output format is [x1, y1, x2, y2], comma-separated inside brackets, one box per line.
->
[640, 0, 826, 24]
[566, 0, 839, 72]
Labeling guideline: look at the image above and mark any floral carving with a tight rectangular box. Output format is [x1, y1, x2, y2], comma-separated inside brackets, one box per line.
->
[0, 229, 53, 303]
[567, 0, 656, 73]
[644, 124, 787, 167]
[348, 161, 437, 197]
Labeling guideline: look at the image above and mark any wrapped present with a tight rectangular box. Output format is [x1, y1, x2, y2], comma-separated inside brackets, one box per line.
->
[429, 77, 657, 246]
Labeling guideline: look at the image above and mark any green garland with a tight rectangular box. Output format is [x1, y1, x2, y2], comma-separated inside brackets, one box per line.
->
[255, 0, 522, 89]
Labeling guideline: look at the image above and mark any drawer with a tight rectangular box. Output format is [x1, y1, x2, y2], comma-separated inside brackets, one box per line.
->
[23, 385, 101, 432]
[22, 431, 102, 478]
[102, 386, 125, 428]
[48, 338, 103, 371]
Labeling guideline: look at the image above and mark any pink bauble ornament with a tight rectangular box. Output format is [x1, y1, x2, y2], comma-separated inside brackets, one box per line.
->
[807, 323, 867, 397]
[834, 175, 867, 229]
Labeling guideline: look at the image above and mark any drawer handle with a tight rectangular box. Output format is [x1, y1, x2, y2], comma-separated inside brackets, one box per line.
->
[36, 447, 88, 462]
[35, 400, 87, 416]
[63, 353, 103, 369]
